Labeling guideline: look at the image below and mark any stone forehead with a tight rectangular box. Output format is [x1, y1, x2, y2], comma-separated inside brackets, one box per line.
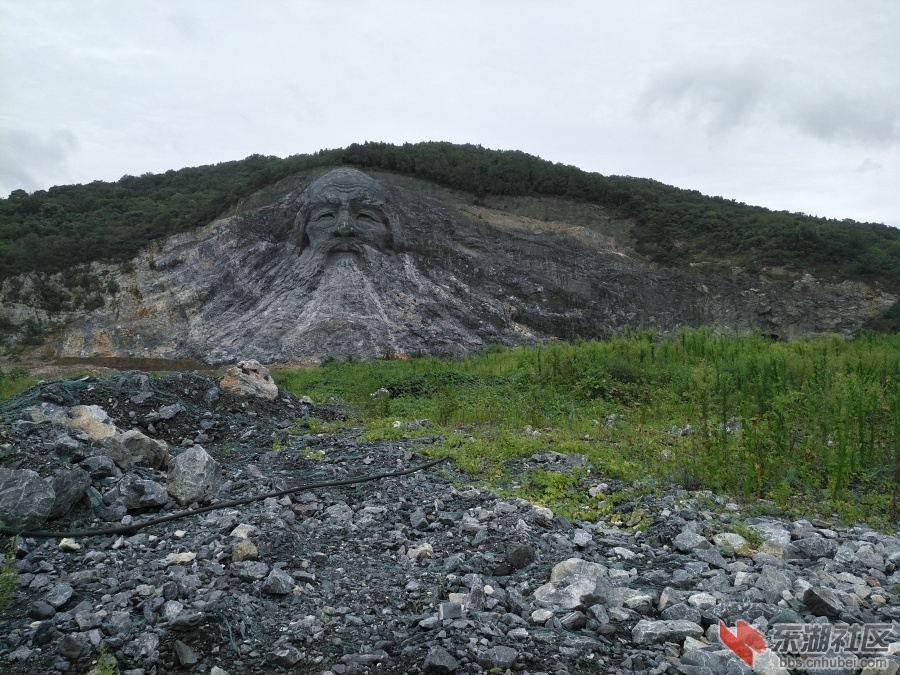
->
[306, 168, 388, 203]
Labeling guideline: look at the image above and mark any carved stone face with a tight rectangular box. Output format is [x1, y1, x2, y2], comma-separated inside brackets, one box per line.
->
[297, 169, 393, 260]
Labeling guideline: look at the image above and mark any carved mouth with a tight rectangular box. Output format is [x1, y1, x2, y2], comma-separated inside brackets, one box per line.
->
[328, 240, 362, 253]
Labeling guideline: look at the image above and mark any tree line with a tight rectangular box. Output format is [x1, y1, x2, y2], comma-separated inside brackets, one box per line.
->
[2, 141, 898, 316]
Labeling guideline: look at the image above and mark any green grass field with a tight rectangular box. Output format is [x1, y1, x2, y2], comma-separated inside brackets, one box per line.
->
[274, 329, 900, 527]
[1, 330, 896, 527]
[0, 367, 36, 402]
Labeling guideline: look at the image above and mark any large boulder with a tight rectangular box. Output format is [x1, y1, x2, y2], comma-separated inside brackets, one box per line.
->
[118, 429, 169, 468]
[66, 404, 117, 440]
[166, 446, 223, 505]
[103, 474, 169, 510]
[632, 619, 704, 645]
[48, 466, 91, 519]
[532, 557, 609, 610]
[0, 467, 56, 529]
[21, 402, 68, 424]
[100, 436, 135, 472]
[219, 359, 279, 400]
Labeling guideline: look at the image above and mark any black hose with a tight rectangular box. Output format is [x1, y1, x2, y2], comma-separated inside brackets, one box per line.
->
[0, 456, 448, 540]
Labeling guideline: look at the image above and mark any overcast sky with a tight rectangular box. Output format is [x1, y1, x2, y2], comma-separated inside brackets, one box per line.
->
[2, 1, 898, 226]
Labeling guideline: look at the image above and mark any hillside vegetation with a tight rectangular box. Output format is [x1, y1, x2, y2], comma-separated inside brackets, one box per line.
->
[2, 142, 898, 295]
[274, 329, 900, 527]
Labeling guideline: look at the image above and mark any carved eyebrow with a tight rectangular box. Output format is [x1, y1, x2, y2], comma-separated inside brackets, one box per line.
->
[309, 197, 342, 207]
[348, 198, 385, 208]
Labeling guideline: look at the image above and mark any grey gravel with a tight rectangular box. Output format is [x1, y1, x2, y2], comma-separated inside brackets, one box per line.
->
[1, 371, 899, 675]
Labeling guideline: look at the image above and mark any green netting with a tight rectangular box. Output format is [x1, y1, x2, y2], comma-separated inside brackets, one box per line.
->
[0, 371, 220, 425]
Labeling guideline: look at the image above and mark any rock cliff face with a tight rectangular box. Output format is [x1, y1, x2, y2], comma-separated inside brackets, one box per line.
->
[53, 168, 894, 365]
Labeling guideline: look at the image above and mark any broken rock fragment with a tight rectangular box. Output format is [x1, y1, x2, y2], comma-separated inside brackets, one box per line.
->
[66, 404, 117, 440]
[47, 465, 91, 519]
[166, 445, 223, 505]
[118, 429, 170, 468]
[0, 467, 56, 529]
[103, 474, 169, 510]
[218, 359, 279, 400]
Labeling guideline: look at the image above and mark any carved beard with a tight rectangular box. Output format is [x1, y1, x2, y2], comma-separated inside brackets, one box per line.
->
[192, 234, 481, 365]
[264, 246, 400, 361]
[294, 242, 392, 293]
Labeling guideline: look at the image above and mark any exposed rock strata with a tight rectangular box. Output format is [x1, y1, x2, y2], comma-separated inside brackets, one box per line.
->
[48, 168, 894, 365]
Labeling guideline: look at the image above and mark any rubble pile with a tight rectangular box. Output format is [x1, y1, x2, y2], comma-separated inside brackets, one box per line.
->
[0, 371, 898, 674]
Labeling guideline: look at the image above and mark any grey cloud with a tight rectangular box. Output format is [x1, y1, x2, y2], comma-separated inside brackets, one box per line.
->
[167, 10, 203, 42]
[855, 158, 883, 174]
[785, 86, 899, 145]
[0, 129, 78, 196]
[637, 61, 770, 135]
[638, 59, 900, 146]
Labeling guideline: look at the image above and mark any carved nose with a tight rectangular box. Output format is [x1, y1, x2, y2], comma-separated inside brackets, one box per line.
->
[335, 211, 354, 235]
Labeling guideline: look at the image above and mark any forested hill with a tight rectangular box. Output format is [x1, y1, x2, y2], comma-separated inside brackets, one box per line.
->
[2, 142, 899, 294]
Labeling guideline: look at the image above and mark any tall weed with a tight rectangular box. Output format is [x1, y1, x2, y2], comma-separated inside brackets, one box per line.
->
[274, 330, 900, 525]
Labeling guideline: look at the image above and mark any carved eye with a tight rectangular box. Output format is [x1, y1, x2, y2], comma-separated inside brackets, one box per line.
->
[310, 210, 335, 223]
[356, 209, 384, 224]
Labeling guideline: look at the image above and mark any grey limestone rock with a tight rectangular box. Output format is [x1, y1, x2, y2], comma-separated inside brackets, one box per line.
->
[79, 454, 120, 479]
[533, 576, 595, 611]
[218, 359, 279, 400]
[166, 446, 222, 505]
[681, 649, 724, 672]
[438, 601, 463, 620]
[51, 168, 894, 365]
[532, 558, 615, 610]
[572, 528, 593, 547]
[48, 465, 91, 519]
[855, 543, 886, 570]
[103, 474, 169, 510]
[662, 602, 703, 624]
[632, 619, 704, 644]
[675, 530, 712, 552]
[43, 582, 74, 609]
[261, 567, 294, 595]
[158, 403, 185, 420]
[232, 561, 269, 582]
[794, 536, 838, 559]
[29, 600, 56, 619]
[504, 542, 535, 571]
[754, 565, 792, 603]
[99, 436, 135, 472]
[0, 467, 56, 529]
[118, 429, 170, 468]
[693, 547, 731, 569]
[477, 645, 518, 669]
[559, 610, 587, 630]
[266, 643, 301, 667]
[57, 632, 89, 659]
[803, 586, 845, 617]
[410, 506, 429, 530]
[174, 640, 198, 666]
[423, 646, 459, 673]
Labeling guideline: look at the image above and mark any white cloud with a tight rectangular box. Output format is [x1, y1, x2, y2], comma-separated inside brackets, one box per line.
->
[0, 128, 78, 194]
[855, 158, 883, 174]
[638, 58, 900, 146]
[1, 1, 898, 226]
